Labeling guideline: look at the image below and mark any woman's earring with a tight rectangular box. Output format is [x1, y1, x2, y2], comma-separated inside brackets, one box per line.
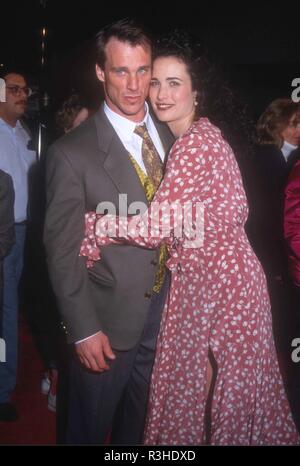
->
[194, 100, 198, 106]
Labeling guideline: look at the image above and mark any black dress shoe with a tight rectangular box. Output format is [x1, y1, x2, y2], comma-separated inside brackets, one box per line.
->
[0, 402, 18, 422]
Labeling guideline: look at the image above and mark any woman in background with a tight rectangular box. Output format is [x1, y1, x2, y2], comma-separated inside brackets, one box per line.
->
[55, 94, 91, 134]
[246, 100, 300, 432]
[247, 98, 300, 287]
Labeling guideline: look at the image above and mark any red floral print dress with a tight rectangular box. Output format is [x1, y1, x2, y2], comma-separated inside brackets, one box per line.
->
[80, 118, 300, 445]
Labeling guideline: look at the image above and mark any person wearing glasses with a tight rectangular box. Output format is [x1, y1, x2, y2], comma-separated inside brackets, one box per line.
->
[0, 68, 36, 421]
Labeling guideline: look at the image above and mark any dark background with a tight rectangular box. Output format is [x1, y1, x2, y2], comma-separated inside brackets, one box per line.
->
[0, 0, 299, 119]
[1, 1, 300, 439]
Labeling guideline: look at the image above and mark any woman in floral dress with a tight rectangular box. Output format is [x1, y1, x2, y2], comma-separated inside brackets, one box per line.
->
[80, 33, 300, 445]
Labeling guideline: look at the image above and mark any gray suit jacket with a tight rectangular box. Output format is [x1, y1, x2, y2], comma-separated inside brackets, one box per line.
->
[44, 105, 174, 349]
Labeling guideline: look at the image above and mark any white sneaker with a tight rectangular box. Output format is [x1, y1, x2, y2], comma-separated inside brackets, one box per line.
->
[48, 391, 56, 412]
[41, 373, 51, 395]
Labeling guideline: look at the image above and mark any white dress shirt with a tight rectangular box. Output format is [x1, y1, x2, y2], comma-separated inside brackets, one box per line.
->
[104, 101, 165, 172]
[0, 118, 36, 222]
[281, 140, 298, 162]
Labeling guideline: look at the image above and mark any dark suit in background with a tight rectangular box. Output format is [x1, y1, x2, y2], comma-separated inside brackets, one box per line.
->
[0, 170, 15, 333]
[246, 144, 299, 279]
[44, 105, 174, 443]
[245, 143, 300, 430]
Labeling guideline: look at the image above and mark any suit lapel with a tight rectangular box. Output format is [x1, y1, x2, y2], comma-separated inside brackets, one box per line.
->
[151, 113, 175, 156]
[93, 105, 175, 206]
[94, 106, 148, 206]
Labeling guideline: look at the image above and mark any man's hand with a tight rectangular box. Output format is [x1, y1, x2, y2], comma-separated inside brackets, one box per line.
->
[75, 331, 116, 372]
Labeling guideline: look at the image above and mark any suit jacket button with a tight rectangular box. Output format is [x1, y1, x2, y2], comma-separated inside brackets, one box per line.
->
[144, 292, 151, 299]
[151, 259, 157, 266]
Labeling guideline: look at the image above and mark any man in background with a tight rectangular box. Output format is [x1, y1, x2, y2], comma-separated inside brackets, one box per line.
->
[0, 69, 36, 421]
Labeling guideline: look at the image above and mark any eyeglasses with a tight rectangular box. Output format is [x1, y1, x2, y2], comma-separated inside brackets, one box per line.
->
[6, 85, 32, 97]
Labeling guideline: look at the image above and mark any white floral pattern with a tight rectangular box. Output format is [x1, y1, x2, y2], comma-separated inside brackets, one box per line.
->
[80, 118, 300, 445]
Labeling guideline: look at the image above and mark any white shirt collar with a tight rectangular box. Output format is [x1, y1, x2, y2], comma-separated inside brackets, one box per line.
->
[281, 140, 298, 161]
[104, 101, 150, 142]
[0, 117, 10, 129]
[0, 117, 22, 131]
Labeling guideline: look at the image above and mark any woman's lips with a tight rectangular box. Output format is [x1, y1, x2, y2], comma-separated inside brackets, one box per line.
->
[155, 103, 174, 110]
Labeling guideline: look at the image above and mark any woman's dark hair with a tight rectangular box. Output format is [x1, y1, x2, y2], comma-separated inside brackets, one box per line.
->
[55, 94, 88, 133]
[153, 31, 206, 118]
[257, 98, 300, 148]
[153, 30, 256, 164]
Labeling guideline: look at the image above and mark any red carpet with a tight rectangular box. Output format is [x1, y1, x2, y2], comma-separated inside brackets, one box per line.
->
[0, 317, 298, 444]
[0, 319, 56, 445]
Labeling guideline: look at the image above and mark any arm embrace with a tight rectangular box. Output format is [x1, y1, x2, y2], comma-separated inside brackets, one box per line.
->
[80, 131, 207, 266]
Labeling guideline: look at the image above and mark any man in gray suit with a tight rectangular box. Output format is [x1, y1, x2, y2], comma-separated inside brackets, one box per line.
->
[44, 19, 174, 444]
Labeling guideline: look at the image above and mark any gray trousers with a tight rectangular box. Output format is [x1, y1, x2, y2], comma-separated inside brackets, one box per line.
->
[66, 273, 170, 445]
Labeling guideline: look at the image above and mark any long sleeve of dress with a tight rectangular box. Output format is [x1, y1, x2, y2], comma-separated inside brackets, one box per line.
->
[80, 120, 240, 267]
[80, 129, 209, 265]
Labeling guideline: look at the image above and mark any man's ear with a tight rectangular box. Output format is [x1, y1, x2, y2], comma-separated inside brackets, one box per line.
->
[95, 64, 105, 83]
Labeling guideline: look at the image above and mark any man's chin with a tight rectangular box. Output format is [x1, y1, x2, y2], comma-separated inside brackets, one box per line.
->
[122, 102, 140, 111]
[15, 108, 26, 116]
[121, 103, 145, 117]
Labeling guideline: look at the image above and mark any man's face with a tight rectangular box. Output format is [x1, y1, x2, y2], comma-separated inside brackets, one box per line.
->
[0, 73, 28, 119]
[96, 38, 152, 122]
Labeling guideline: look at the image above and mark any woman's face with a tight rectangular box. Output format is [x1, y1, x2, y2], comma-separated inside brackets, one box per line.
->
[281, 113, 300, 146]
[149, 56, 196, 131]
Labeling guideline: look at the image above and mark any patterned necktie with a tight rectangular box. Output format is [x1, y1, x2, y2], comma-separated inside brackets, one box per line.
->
[134, 124, 164, 190]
